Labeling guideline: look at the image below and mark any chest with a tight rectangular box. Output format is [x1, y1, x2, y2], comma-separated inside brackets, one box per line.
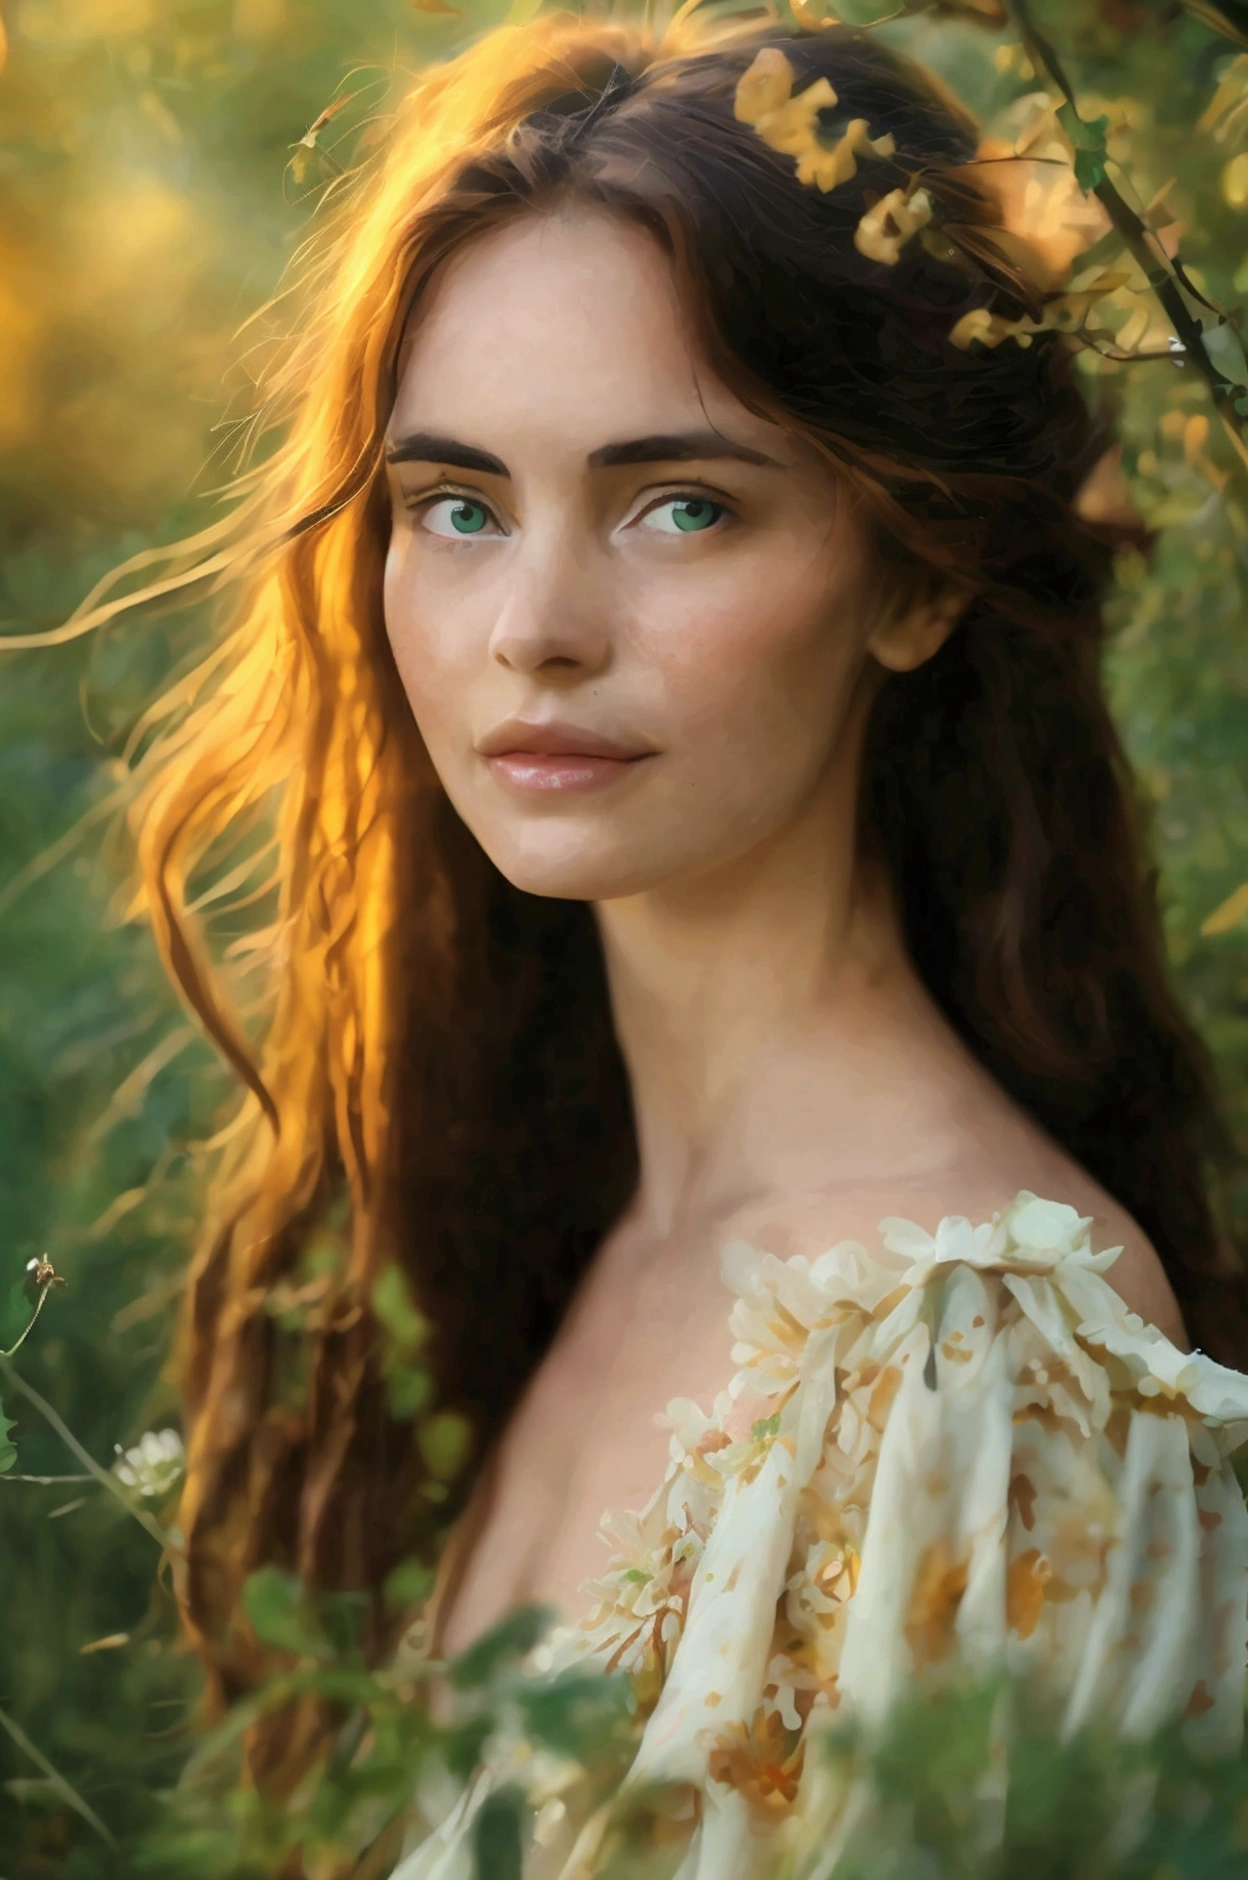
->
[436, 1236, 739, 1657]
[432, 1175, 1183, 1658]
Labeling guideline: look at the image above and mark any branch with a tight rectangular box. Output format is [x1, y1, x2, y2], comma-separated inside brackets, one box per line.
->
[1009, 0, 1248, 476]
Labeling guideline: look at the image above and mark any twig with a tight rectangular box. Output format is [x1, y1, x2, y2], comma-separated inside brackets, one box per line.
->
[1009, 0, 1248, 475]
[2, 1473, 94, 1485]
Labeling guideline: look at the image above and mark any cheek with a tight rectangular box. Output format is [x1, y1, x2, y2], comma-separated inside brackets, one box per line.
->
[643, 552, 863, 762]
[382, 537, 475, 750]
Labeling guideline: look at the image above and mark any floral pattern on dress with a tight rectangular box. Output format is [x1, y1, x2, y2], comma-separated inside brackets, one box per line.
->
[391, 1192, 1248, 1880]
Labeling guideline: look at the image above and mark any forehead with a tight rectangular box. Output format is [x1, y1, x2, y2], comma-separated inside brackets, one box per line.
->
[389, 208, 783, 457]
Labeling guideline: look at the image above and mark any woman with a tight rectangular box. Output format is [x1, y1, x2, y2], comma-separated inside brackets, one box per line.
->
[87, 3, 1248, 1872]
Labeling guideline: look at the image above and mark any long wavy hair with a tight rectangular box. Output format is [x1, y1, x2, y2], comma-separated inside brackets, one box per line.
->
[64, 0, 1247, 1836]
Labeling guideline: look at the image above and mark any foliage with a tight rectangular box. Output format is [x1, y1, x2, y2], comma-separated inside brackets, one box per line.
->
[813, 1677, 1248, 1880]
[2, 0, 1248, 1874]
[132, 1607, 1248, 1878]
[135, 1596, 636, 1880]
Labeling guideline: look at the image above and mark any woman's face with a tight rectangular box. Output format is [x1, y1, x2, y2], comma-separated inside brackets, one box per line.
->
[383, 208, 930, 903]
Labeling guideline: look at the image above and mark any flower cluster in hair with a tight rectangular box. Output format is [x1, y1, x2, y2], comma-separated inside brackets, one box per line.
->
[733, 46, 1119, 355]
[733, 43, 898, 190]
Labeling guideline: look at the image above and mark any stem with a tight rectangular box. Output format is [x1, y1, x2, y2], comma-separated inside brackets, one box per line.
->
[1, 1278, 54, 1359]
[0, 1358, 173, 1550]
[2, 1472, 95, 1484]
[1009, 0, 1248, 473]
[0, 1700, 118, 1850]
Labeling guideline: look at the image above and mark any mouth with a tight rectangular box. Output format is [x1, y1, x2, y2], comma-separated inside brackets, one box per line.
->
[477, 719, 656, 796]
[484, 751, 654, 795]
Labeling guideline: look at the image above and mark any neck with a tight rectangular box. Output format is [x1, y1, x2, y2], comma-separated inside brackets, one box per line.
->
[593, 768, 955, 1242]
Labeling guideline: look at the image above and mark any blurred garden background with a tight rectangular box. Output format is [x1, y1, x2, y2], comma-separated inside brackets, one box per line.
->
[3, 0, 1248, 1874]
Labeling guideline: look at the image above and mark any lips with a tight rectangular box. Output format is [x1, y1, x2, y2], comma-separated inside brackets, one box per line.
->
[477, 720, 655, 795]
[476, 719, 650, 761]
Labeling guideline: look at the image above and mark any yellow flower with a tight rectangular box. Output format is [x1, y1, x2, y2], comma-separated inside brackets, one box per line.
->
[854, 186, 934, 264]
[734, 48, 895, 194]
[949, 306, 1042, 350]
[734, 49, 834, 147]
[798, 117, 896, 192]
[950, 267, 1129, 351]
[734, 47, 801, 120]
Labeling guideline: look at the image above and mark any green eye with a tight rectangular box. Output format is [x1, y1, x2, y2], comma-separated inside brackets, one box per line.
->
[447, 500, 488, 535]
[670, 498, 720, 532]
[421, 495, 495, 538]
[643, 496, 725, 536]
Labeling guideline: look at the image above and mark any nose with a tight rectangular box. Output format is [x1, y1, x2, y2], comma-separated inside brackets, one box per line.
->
[488, 540, 613, 679]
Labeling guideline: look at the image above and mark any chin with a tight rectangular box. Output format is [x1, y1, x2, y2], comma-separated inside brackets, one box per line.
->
[483, 822, 669, 903]
[490, 852, 649, 904]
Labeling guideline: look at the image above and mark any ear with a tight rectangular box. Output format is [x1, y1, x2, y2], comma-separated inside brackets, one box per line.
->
[867, 591, 964, 675]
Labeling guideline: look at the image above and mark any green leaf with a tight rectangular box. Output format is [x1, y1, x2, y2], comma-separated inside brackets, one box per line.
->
[1074, 145, 1107, 191]
[1056, 103, 1110, 148]
[386, 1360, 433, 1421]
[0, 1401, 16, 1475]
[472, 1784, 525, 1880]
[371, 1267, 429, 1354]
[318, 1587, 369, 1658]
[517, 1667, 632, 1761]
[242, 1567, 332, 1659]
[383, 1557, 436, 1613]
[1054, 104, 1110, 193]
[448, 1604, 554, 1691]
[419, 1410, 471, 1481]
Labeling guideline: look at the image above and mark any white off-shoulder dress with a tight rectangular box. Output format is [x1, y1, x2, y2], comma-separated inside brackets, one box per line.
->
[391, 1192, 1248, 1879]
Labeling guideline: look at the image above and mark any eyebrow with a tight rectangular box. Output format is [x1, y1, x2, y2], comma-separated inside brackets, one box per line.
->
[383, 428, 783, 474]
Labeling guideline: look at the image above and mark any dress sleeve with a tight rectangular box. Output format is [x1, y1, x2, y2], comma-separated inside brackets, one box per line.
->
[391, 1194, 1248, 1880]
[605, 1192, 1248, 1826]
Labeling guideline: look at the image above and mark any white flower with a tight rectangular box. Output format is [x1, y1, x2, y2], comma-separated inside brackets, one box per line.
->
[1004, 1193, 1090, 1253]
[112, 1427, 184, 1498]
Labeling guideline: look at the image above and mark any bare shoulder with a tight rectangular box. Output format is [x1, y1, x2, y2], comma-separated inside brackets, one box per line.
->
[1043, 1178, 1191, 1352]
[724, 1164, 1192, 1354]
